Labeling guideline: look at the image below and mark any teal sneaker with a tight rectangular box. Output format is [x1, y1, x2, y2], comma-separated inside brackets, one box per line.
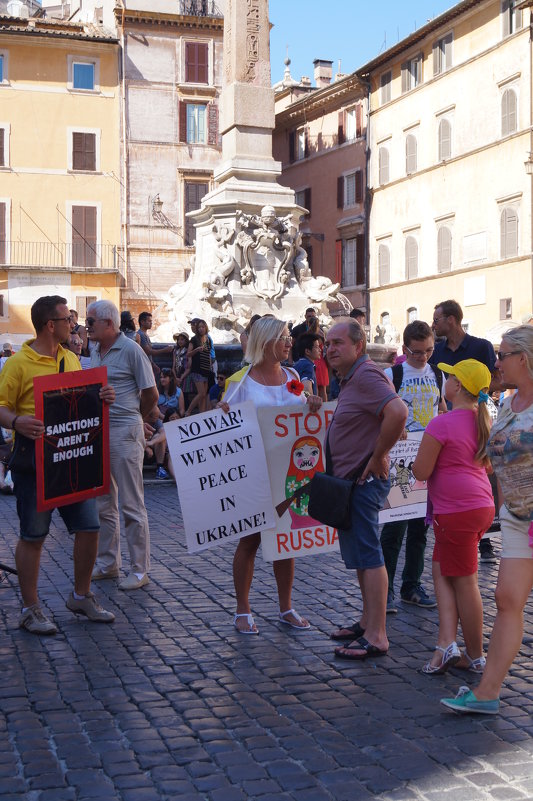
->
[440, 686, 500, 715]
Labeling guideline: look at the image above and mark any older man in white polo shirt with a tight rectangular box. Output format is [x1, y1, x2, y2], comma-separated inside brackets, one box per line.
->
[87, 300, 158, 590]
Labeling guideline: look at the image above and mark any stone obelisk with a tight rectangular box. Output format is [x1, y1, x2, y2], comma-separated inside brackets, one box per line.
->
[197, 0, 296, 209]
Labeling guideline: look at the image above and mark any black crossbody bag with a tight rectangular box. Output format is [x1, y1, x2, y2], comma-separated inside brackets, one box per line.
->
[307, 432, 370, 530]
[8, 357, 65, 474]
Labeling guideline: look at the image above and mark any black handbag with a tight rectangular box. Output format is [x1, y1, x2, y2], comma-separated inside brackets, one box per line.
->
[307, 431, 370, 530]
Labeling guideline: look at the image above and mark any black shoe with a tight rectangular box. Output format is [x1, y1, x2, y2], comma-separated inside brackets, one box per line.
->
[479, 545, 497, 563]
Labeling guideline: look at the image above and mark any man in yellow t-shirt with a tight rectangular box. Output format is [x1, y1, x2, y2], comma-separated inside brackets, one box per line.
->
[0, 295, 115, 635]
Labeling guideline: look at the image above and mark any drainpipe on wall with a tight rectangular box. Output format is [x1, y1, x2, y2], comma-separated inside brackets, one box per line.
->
[359, 73, 372, 329]
[118, 0, 129, 291]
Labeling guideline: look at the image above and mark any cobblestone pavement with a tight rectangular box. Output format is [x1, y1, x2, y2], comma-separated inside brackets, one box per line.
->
[1, 486, 533, 801]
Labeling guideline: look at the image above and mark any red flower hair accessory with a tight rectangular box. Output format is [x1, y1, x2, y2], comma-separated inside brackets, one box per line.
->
[287, 379, 305, 396]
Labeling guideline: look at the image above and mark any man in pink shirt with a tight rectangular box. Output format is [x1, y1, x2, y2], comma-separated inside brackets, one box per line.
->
[327, 320, 407, 660]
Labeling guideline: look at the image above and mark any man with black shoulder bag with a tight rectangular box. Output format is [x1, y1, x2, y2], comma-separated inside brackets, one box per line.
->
[324, 320, 407, 661]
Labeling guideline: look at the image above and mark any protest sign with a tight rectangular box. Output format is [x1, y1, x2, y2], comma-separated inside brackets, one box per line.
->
[34, 367, 109, 511]
[379, 432, 427, 523]
[257, 402, 339, 561]
[165, 401, 275, 554]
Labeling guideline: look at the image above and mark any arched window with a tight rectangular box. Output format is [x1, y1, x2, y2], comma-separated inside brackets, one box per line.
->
[405, 236, 418, 279]
[378, 244, 390, 285]
[437, 226, 452, 272]
[500, 207, 518, 258]
[438, 118, 452, 161]
[406, 134, 417, 174]
[501, 88, 517, 136]
[407, 306, 418, 323]
[379, 147, 389, 184]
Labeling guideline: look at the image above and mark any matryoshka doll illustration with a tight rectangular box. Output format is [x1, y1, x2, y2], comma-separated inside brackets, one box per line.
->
[284, 436, 325, 529]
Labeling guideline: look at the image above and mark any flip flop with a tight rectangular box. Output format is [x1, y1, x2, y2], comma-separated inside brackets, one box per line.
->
[330, 622, 365, 641]
[279, 609, 311, 629]
[334, 636, 388, 660]
[234, 613, 259, 635]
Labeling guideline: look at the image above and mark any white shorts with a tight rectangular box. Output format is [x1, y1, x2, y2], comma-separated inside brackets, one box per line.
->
[500, 504, 533, 560]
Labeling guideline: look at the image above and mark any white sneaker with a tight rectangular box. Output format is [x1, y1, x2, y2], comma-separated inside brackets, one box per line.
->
[118, 573, 149, 590]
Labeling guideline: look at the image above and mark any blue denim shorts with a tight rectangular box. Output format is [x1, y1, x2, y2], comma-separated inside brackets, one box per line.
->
[13, 471, 100, 542]
[337, 476, 390, 570]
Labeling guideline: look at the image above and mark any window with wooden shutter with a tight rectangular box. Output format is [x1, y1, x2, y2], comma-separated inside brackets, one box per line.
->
[72, 205, 97, 268]
[344, 173, 356, 207]
[0, 128, 4, 167]
[356, 234, 365, 285]
[405, 236, 418, 279]
[433, 33, 452, 75]
[185, 42, 208, 84]
[304, 128, 310, 158]
[0, 202, 6, 264]
[338, 110, 345, 145]
[379, 147, 389, 184]
[378, 244, 390, 285]
[289, 131, 295, 163]
[355, 171, 363, 204]
[72, 132, 96, 171]
[207, 103, 219, 146]
[380, 71, 391, 105]
[502, 0, 522, 37]
[500, 207, 518, 258]
[501, 88, 517, 136]
[356, 104, 362, 137]
[184, 181, 208, 246]
[179, 101, 187, 143]
[406, 134, 417, 174]
[337, 176, 344, 209]
[437, 226, 452, 273]
[342, 238, 357, 286]
[186, 104, 207, 144]
[335, 239, 342, 284]
[438, 118, 451, 161]
[76, 295, 97, 318]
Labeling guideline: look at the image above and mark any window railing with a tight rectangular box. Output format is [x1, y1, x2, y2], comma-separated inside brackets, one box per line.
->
[0, 241, 125, 271]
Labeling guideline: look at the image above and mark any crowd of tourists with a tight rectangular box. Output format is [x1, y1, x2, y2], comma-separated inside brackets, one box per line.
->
[1, 294, 533, 720]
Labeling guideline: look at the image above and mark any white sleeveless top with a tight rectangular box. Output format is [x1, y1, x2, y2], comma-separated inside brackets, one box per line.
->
[224, 366, 306, 409]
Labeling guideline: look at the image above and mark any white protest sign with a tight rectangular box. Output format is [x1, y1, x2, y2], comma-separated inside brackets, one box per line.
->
[379, 432, 427, 524]
[165, 401, 275, 553]
[257, 402, 340, 561]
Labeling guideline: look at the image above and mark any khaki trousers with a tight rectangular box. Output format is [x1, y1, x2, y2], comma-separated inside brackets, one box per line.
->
[96, 420, 150, 575]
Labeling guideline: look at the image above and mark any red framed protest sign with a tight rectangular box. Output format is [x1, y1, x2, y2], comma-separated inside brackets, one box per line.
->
[34, 367, 109, 511]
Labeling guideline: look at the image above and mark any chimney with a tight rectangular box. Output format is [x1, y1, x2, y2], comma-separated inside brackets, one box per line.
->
[313, 59, 333, 88]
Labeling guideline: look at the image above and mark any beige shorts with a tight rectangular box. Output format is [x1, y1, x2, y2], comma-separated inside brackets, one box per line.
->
[500, 504, 533, 560]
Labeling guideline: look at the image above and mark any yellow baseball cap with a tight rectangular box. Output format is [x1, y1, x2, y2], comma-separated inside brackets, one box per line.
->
[437, 359, 491, 396]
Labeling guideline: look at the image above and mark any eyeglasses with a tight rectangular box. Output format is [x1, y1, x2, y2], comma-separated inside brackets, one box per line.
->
[85, 317, 109, 326]
[497, 350, 522, 361]
[49, 315, 73, 323]
[277, 336, 292, 344]
[405, 345, 434, 357]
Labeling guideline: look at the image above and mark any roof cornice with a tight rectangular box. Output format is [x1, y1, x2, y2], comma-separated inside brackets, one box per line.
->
[275, 74, 365, 127]
[356, 0, 481, 76]
[114, 8, 223, 32]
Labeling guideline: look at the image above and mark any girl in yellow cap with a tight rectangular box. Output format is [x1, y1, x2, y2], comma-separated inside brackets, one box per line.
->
[412, 358, 494, 675]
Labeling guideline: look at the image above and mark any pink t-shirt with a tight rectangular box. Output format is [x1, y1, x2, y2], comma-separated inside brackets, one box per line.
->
[425, 409, 493, 513]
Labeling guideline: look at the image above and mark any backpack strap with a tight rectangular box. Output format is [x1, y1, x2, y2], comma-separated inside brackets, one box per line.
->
[391, 363, 403, 393]
[429, 363, 443, 399]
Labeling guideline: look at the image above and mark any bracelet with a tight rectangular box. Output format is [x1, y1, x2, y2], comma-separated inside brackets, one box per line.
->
[11, 415, 19, 431]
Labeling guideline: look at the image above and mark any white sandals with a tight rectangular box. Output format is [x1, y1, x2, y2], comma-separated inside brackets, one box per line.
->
[279, 609, 311, 630]
[422, 641, 461, 675]
[458, 651, 486, 674]
[233, 612, 258, 635]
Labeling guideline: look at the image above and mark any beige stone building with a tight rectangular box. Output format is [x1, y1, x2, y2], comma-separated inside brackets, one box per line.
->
[0, 10, 122, 343]
[359, 0, 532, 344]
[273, 60, 368, 313]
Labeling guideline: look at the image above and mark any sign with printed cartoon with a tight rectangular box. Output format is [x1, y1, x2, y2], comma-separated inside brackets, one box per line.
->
[379, 432, 427, 523]
[165, 402, 275, 553]
[257, 402, 339, 561]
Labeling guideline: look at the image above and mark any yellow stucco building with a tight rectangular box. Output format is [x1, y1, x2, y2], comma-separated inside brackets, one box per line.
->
[0, 14, 122, 344]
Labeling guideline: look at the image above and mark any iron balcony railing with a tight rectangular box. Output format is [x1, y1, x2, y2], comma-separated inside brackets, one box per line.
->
[0, 241, 125, 272]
